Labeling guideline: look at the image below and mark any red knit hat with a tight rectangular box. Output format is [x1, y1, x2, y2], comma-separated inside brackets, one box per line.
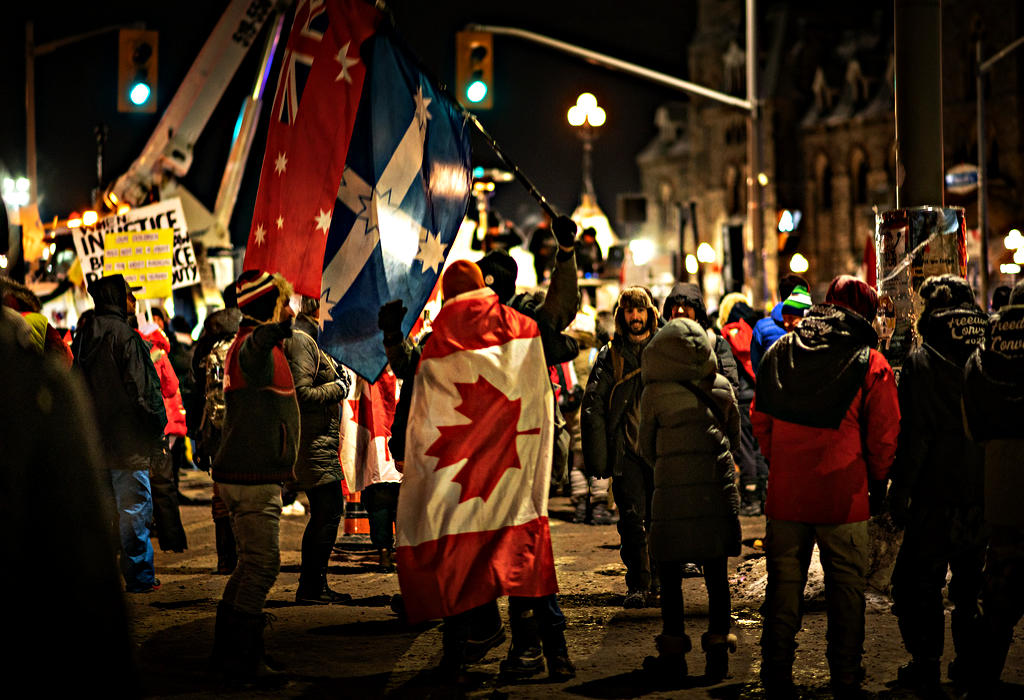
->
[826, 275, 878, 323]
[441, 260, 485, 301]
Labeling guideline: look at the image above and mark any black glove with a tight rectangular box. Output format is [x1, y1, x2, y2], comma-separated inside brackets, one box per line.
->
[552, 215, 577, 249]
[252, 319, 293, 348]
[377, 299, 407, 340]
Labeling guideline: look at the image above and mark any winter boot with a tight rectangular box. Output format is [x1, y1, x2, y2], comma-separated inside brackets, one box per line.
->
[623, 589, 647, 609]
[438, 616, 471, 685]
[761, 666, 795, 700]
[642, 633, 691, 686]
[378, 548, 396, 573]
[895, 657, 940, 691]
[700, 632, 737, 681]
[214, 517, 237, 575]
[209, 601, 234, 671]
[591, 502, 618, 525]
[572, 498, 588, 524]
[541, 628, 576, 681]
[295, 573, 352, 605]
[223, 610, 284, 687]
[739, 483, 764, 516]
[465, 603, 505, 664]
[500, 608, 545, 680]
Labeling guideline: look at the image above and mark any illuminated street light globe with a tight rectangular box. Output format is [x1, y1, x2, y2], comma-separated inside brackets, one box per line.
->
[567, 105, 586, 126]
[790, 253, 809, 273]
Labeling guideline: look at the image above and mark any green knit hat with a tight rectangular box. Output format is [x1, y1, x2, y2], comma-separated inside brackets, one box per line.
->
[782, 284, 812, 316]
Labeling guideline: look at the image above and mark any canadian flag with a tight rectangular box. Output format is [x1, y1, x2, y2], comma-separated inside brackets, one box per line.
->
[339, 367, 400, 492]
[396, 288, 557, 623]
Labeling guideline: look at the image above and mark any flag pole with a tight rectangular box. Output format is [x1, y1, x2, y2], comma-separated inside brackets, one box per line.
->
[460, 110, 560, 221]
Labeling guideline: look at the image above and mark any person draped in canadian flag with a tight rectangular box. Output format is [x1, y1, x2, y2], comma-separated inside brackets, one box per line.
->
[395, 260, 576, 683]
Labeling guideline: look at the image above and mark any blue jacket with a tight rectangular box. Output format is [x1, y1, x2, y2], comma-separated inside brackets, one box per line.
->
[750, 302, 786, 373]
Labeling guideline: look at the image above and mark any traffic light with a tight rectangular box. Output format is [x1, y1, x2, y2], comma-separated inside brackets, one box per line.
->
[456, 31, 493, 109]
[118, 29, 158, 113]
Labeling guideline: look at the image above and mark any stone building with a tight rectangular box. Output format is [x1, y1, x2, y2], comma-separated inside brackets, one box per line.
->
[636, 0, 1024, 304]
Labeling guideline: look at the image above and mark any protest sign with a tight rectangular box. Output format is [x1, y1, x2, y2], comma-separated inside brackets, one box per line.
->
[103, 228, 173, 299]
[71, 198, 200, 289]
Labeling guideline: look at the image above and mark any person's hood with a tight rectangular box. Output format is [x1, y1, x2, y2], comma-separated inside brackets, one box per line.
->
[975, 304, 1024, 385]
[769, 301, 785, 324]
[87, 275, 128, 320]
[663, 282, 710, 328]
[919, 304, 988, 368]
[203, 307, 242, 337]
[717, 292, 749, 329]
[613, 286, 659, 340]
[642, 317, 716, 383]
[141, 326, 171, 353]
[755, 303, 878, 429]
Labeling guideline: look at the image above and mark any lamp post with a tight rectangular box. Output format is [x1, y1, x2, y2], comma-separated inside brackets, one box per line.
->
[567, 93, 615, 257]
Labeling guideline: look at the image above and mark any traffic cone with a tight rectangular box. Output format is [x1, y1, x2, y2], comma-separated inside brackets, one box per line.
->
[342, 489, 370, 537]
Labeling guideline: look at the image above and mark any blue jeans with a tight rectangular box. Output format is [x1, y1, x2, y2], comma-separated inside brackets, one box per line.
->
[219, 483, 282, 615]
[109, 469, 156, 591]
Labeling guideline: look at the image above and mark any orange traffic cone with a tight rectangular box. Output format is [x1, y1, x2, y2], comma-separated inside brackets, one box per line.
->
[343, 488, 370, 536]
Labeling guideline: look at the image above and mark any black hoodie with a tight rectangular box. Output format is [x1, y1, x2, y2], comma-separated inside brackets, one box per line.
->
[71, 275, 167, 463]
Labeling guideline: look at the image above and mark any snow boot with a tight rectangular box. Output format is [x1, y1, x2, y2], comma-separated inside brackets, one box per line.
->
[541, 628, 576, 681]
[209, 601, 234, 671]
[642, 633, 690, 686]
[591, 502, 618, 525]
[572, 498, 588, 524]
[701, 632, 737, 681]
[501, 608, 545, 680]
[623, 589, 647, 609]
[895, 657, 940, 691]
[223, 610, 284, 687]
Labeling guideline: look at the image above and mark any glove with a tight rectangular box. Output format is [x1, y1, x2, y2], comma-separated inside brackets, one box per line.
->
[377, 299, 407, 339]
[552, 215, 577, 249]
[252, 319, 293, 348]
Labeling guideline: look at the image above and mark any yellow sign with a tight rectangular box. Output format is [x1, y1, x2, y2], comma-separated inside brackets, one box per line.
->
[103, 228, 173, 299]
[19, 203, 45, 263]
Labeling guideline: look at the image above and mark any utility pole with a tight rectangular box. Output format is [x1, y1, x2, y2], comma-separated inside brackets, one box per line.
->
[745, 0, 767, 304]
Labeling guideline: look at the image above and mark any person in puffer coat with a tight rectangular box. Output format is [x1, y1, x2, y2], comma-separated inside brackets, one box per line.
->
[142, 325, 189, 552]
[283, 296, 351, 605]
[886, 275, 989, 691]
[661, 282, 739, 392]
[637, 318, 741, 684]
[962, 279, 1024, 696]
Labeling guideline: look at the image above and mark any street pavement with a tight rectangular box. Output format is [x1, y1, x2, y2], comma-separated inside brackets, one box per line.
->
[129, 470, 1024, 698]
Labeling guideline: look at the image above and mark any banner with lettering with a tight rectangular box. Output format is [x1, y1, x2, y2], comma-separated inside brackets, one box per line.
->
[71, 198, 199, 290]
[103, 228, 173, 299]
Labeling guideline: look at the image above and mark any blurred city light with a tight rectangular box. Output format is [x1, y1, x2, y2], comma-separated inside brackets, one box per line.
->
[82, 210, 99, 226]
[1001, 263, 1021, 274]
[685, 253, 699, 274]
[696, 242, 716, 263]
[789, 253, 809, 273]
[1005, 229, 1024, 249]
[629, 238, 656, 266]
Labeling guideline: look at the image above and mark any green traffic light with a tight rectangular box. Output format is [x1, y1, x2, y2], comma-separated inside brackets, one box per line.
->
[129, 81, 151, 106]
[466, 80, 488, 104]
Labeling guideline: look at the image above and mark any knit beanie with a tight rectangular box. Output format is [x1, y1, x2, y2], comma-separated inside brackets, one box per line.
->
[236, 270, 291, 322]
[441, 260, 485, 301]
[781, 284, 812, 316]
[1008, 279, 1024, 306]
[916, 274, 986, 351]
[476, 250, 518, 303]
[825, 275, 878, 323]
[779, 274, 808, 302]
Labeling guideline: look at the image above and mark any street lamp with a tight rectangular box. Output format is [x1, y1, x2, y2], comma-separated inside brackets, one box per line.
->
[568, 92, 615, 257]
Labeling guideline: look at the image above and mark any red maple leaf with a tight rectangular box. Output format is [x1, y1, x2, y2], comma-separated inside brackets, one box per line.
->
[347, 372, 398, 460]
[425, 376, 541, 503]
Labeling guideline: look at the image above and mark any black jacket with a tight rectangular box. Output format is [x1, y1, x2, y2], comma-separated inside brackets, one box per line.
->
[283, 314, 348, 490]
[889, 310, 987, 508]
[72, 276, 166, 463]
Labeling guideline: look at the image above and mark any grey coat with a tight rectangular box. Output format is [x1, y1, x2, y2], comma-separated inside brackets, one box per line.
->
[638, 318, 742, 562]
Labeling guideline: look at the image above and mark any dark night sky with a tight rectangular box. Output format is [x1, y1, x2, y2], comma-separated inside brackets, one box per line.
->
[0, 1, 698, 244]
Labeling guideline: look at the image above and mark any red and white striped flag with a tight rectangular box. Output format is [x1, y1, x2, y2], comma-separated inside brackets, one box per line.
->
[243, 0, 380, 297]
[339, 367, 401, 492]
[396, 288, 557, 623]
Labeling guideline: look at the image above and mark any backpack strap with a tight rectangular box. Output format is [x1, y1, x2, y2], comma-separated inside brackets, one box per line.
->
[679, 379, 728, 433]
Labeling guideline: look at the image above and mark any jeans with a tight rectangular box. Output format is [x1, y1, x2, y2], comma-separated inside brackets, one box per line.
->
[615, 452, 656, 592]
[362, 482, 400, 550]
[760, 518, 868, 684]
[658, 557, 731, 637]
[219, 483, 282, 615]
[109, 469, 156, 591]
[299, 480, 344, 589]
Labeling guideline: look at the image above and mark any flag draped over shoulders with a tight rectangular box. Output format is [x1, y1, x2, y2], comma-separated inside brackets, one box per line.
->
[243, 0, 381, 297]
[396, 288, 557, 623]
[318, 30, 472, 382]
[340, 368, 401, 491]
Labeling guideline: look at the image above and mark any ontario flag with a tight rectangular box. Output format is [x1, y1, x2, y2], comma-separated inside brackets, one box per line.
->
[396, 288, 557, 623]
[339, 367, 401, 492]
[243, 0, 381, 297]
[318, 30, 472, 381]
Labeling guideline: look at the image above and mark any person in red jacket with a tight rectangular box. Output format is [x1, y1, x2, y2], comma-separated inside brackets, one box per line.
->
[751, 275, 899, 699]
[141, 324, 189, 552]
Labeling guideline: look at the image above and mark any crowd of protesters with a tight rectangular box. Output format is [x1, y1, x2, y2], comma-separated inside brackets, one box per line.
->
[3, 215, 1023, 698]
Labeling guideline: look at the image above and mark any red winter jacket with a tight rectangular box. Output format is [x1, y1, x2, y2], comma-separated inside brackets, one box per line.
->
[751, 348, 899, 524]
[141, 328, 187, 437]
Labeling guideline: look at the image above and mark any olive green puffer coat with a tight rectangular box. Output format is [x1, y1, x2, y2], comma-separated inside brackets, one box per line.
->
[639, 318, 742, 562]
